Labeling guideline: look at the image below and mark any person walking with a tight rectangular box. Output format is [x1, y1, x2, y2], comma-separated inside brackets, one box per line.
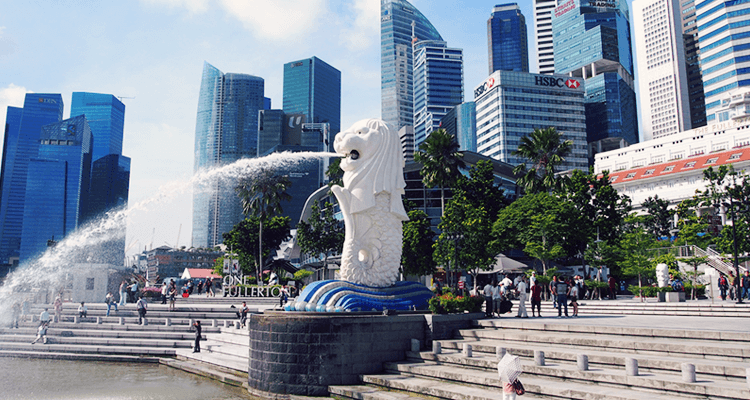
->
[192, 320, 202, 353]
[553, 276, 570, 318]
[280, 285, 289, 308]
[530, 281, 542, 317]
[239, 301, 249, 327]
[197, 280, 203, 295]
[608, 275, 617, 300]
[569, 278, 579, 317]
[105, 292, 118, 316]
[742, 271, 750, 300]
[136, 296, 148, 324]
[728, 272, 737, 300]
[483, 280, 494, 317]
[53, 295, 63, 323]
[205, 278, 213, 297]
[492, 281, 503, 317]
[515, 276, 528, 318]
[160, 282, 168, 304]
[129, 281, 139, 303]
[119, 281, 127, 306]
[168, 280, 177, 311]
[719, 274, 729, 301]
[549, 276, 558, 308]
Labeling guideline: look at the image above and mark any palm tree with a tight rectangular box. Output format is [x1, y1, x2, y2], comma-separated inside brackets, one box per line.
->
[414, 129, 466, 215]
[512, 127, 572, 194]
[236, 169, 292, 285]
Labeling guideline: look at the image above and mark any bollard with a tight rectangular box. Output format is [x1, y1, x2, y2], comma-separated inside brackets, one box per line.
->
[189, 318, 195, 327]
[463, 344, 473, 357]
[433, 341, 442, 354]
[577, 354, 588, 371]
[681, 363, 696, 383]
[746, 368, 750, 390]
[411, 338, 421, 352]
[142, 318, 148, 326]
[212, 319, 217, 328]
[96, 317, 102, 325]
[626, 358, 638, 376]
[234, 321, 240, 329]
[496, 346, 506, 360]
[165, 318, 171, 326]
[223, 320, 229, 328]
[74, 316, 79, 324]
[119, 317, 124, 325]
[534, 350, 545, 366]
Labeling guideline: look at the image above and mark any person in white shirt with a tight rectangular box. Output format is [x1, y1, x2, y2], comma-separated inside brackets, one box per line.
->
[530, 272, 537, 287]
[77, 302, 88, 318]
[515, 277, 528, 318]
[492, 281, 503, 317]
[483, 281, 494, 317]
[501, 274, 513, 288]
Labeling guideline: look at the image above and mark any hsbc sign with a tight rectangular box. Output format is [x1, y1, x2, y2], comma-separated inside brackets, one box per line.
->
[535, 76, 581, 89]
[474, 77, 496, 98]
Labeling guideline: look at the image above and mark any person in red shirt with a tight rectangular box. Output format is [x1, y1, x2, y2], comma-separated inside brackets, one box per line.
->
[530, 280, 542, 317]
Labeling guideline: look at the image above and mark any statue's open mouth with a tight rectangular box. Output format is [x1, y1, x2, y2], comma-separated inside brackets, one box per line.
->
[349, 150, 360, 160]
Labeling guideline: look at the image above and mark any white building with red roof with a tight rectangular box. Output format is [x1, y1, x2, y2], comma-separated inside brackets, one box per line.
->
[594, 116, 750, 209]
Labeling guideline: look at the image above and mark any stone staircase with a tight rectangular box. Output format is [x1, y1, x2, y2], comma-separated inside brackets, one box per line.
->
[330, 317, 750, 400]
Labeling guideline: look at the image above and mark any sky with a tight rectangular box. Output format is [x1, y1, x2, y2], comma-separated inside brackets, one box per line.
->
[0, 0, 635, 259]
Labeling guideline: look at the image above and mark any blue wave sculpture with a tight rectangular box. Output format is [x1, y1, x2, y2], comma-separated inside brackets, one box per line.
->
[284, 280, 433, 312]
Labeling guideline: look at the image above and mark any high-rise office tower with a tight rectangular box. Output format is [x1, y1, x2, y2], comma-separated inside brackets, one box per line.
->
[412, 39, 464, 146]
[680, 0, 706, 129]
[633, 0, 692, 141]
[553, 0, 638, 159]
[441, 102, 477, 152]
[0, 94, 63, 267]
[488, 3, 529, 74]
[381, 0, 443, 132]
[192, 62, 266, 248]
[534, 0, 558, 74]
[697, 0, 750, 122]
[20, 115, 93, 262]
[283, 57, 340, 146]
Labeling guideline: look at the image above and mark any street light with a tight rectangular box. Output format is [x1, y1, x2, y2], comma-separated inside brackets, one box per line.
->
[718, 198, 750, 305]
[445, 232, 463, 291]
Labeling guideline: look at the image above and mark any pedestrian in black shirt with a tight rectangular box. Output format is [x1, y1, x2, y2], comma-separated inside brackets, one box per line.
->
[192, 320, 202, 353]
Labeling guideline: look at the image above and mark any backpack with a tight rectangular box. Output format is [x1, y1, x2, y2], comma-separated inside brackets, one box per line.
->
[719, 276, 728, 287]
[672, 280, 684, 292]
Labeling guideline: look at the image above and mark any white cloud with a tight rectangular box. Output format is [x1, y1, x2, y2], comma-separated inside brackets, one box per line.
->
[0, 83, 30, 132]
[217, 0, 328, 42]
[140, 0, 210, 14]
[339, 0, 379, 51]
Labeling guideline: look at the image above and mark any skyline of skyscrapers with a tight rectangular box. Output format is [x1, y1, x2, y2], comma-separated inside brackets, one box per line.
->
[534, 0, 558, 75]
[680, 0, 707, 130]
[192, 61, 267, 249]
[633, 0, 692, 141]
[412, 39, 464, 147]
[487, 3, 529, 74]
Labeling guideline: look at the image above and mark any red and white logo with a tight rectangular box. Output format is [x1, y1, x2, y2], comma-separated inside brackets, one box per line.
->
[565, 79, 580, 89]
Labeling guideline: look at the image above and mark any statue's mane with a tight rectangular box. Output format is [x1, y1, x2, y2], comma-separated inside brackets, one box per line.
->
[343, 119, 408, 220]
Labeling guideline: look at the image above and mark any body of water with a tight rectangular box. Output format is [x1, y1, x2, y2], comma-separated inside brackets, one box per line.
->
[0, 358, 253, 400]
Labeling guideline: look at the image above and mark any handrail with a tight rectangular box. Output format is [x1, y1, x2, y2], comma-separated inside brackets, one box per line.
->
[647, 245, 746, 276]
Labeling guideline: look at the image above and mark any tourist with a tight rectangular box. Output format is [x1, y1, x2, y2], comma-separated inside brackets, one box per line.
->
[206, 278, 213, 297]
[197, 280, 203, 295]
[501, 274, 513, 290]
[743, 271, 750, 300]
[553, 276, 570, 318]
[608, 275, 617, 300]
[569, 278, 579, 317]
[192, 320, 202, 353]
[515, 276, 528, 318]
[21, 298, 31, 323]
[160, 282, 168, 304]
[549, 276, 558, 308]
[239, 301, 249, 327]
[719, 274, 729, 300]
[105, 292, 118, 316]
[39, 308, 51, 326]
[529, 271, 536, 287]
[168, 279, 177, 311]
[136, 296, 148, 324]
[53, 295, 63, 323]
[129, 281, 139, 303]
[492, 281, 503, 317]
[187, 280, 194, 295]
[78, 302, 88, 318]
[10, 302, 20, 328]
[280, 285, 289, 308]
[31, 321, 49, 345]
[530, 281, 542, 317]
[728, 272, 737, 300]
[119, 280, 127, 306]
[483, 280, 494, 317]
[671, 275, 684, 292]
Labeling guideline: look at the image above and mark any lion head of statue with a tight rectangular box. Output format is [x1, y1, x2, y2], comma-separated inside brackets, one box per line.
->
[333, 118, 407, 219]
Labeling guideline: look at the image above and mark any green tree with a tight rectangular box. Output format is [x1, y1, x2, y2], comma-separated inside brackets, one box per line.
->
[401, 209, 436, 277]
[700, 165, 750, 261]
[641, 195, 674, 239]
[674, 198, 713, 249]
[296, 201, 344, 271]
[619, 225, 658, 301]
[414, 128, 466, 215]
[326, 157, 344, 188]
[222, 216, 292, 279]
[236, 169, 292, 284]
[512, 127, 572, 194]
[682, 256, 708, 300]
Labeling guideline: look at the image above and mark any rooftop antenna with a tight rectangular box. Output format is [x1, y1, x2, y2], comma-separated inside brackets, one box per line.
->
[176, 223, 182, 249]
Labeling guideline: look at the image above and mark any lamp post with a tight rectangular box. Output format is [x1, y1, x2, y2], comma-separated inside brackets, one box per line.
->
[720, 197, 750, 305]
[445, 232, 463, 291]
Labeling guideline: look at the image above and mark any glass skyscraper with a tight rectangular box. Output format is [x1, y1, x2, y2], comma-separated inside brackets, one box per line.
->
[381, 0, 443, 132]
[70, 92, 125, 162]
[192, 62, 266, 248]
[696, 0, 750, 122]
[20, 115, 93, 262]
[0, 94, 63, 266]
[535, 0, 559, 75]
[283, 57, 340, 146]
[441, 102, 477, 152]
[553, 0, 638, 159]
[412, 40, 464, 146]
[488, 3, 529, 74]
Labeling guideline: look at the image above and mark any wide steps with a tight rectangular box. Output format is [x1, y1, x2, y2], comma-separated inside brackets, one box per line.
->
[329, 384, 436, 399]
[162, 357, 247, 387]
[176, 348, 247, 372]
[0, 341, 177, 356]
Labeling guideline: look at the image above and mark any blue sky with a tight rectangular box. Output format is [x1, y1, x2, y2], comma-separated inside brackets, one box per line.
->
[0, 0, 634, 256]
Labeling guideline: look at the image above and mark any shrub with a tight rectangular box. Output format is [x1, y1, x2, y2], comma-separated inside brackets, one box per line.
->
[429, 293, 484, 314]
[141, 286, 162, 299]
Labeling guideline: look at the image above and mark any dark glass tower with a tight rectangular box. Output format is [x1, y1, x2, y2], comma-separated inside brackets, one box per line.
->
[553, 0, 637, 159]
[487, 3, 529, 74]
[381, 0, 443, 132]
[0, 94, 64, 266]
[20, 115, 93, 263]
[192, 62, 266, 248]
[70, 93, 125, 162]
[283, 57, 340, 146]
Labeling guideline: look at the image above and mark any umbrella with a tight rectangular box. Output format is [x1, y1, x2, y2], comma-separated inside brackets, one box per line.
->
[497, 353, 522, 383]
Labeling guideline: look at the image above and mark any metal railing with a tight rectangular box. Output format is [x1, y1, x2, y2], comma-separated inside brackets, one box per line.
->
[647, 245, 745, 276]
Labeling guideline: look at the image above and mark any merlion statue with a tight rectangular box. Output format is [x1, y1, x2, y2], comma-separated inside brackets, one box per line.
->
[330, 118, 409, 287]
[656, 263, 669, 287]
[285, 119, 433, 312]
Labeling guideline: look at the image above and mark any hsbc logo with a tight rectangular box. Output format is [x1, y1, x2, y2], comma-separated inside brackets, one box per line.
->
[535, 76, 581, 89]
[474, 77, 496, 98]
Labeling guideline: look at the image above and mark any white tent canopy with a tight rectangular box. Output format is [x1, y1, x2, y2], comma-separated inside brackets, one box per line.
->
[477, 254, 529, 275]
